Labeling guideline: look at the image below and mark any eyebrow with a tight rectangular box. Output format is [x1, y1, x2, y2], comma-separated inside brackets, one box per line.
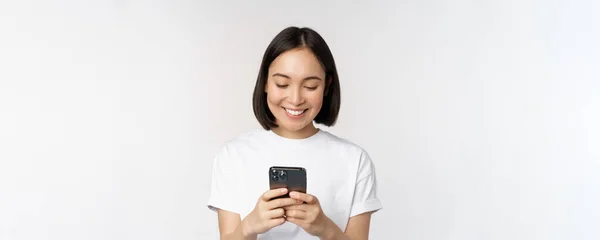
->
[272, 73, 322, 81]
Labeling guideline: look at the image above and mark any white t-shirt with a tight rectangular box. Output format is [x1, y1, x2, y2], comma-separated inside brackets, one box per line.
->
[207, 128, 382, 239]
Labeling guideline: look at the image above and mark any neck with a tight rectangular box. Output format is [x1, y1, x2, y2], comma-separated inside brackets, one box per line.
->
[271, 124, 319, 139]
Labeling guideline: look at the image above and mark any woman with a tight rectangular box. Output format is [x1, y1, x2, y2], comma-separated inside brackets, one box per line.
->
[207, 26, 382, 240]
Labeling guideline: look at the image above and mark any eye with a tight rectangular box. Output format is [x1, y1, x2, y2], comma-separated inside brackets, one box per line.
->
[276, 84, 288, 89]
[305, 86, 318, 90]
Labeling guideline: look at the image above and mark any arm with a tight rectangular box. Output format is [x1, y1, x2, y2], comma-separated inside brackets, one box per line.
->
[321, 211, 373, 240]
[216, 209, 257, 240]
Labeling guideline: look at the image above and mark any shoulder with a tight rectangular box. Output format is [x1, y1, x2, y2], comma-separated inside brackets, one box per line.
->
[319, 130, 370, 156]
[211, 129, 269, 170]
[319, 130, 376, 177]
[213, 128, 270, 158]
[220, 128, 269, 149]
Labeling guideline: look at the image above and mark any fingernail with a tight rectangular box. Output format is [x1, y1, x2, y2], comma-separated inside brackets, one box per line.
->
[289, 192, 296, 197]
[281, 188, 287, 193]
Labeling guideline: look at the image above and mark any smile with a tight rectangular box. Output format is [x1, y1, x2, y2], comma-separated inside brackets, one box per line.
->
[284, 108, 306, 116]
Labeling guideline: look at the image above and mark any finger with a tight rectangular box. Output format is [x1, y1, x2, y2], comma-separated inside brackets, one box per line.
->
[264, 208, 285, 219]
[261, 188, 288, 201]
[267, 197, 301, 210]
[283, 204, 309, 211]
[267, 218, 286, 228]
[286, 217, 308, 229]
[285, 209, 308, 219]
[289, 191, 317, 204]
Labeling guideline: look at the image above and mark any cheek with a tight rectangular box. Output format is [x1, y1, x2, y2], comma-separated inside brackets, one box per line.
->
[306, 93, 324, 108]
[266, 91, 284, 106]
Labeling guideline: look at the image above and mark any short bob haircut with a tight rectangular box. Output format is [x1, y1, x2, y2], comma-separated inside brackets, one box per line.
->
[252, 26, 341, 130]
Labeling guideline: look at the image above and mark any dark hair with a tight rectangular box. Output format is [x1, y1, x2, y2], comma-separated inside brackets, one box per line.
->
[252, 26, 341, 130]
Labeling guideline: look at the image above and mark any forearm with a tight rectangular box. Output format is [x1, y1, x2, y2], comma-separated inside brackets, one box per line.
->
[221, 218, 257, 240]
[320, 219, 352, 240]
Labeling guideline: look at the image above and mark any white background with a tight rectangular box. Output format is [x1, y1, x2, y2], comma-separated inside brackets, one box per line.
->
[1, 0, 599, 239]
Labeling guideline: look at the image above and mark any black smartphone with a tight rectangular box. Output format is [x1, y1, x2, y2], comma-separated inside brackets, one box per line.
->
[269, 166, 307, 199]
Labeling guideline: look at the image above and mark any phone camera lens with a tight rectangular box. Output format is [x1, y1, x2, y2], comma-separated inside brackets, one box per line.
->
[278, 170, 287, 181]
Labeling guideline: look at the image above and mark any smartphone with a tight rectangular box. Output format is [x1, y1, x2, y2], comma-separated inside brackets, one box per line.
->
[269, 166, 307, 199]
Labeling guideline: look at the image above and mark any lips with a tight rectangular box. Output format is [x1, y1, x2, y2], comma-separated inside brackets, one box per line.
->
[285, 108, 305, 116]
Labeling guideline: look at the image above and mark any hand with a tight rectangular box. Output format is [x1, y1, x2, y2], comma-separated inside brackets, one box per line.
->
[242, 188, 303, 236]
[284, 191, 334, 237]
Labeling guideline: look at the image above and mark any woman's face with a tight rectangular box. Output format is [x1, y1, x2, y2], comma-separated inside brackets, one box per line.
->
[265, 48, 327, 138]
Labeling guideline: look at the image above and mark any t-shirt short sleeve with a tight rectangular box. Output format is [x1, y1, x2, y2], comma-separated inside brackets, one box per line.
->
[349, 150, 383, 217]
[207, 144, 241, 214]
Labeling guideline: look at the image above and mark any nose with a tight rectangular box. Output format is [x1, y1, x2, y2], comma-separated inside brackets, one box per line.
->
[288, 87, 304, 106]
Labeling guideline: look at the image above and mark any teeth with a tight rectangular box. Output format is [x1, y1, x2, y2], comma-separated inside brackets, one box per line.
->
[285, 108, 305, 116]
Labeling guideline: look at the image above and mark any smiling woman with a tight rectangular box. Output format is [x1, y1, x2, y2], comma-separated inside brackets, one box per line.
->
[252, 27, 341, 140]
[264, 48, 329, 138]
[207, 26, 382, 240]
